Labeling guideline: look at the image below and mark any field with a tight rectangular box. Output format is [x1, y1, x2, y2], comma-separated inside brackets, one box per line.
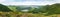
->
[0, 12, 60, 17]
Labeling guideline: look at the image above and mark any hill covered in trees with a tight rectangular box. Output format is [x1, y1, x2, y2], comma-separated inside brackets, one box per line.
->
[0, 4, 12, 12]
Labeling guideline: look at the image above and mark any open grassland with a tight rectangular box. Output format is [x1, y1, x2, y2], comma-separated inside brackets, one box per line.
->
[0, 12, 60, 17]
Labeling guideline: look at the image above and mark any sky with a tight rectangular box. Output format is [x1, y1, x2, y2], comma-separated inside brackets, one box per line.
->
[0, 0, 60, 5]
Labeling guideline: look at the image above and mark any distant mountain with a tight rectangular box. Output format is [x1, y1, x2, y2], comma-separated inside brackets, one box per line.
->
[8, 5, 45, 11]
[16, 5, 44, 11]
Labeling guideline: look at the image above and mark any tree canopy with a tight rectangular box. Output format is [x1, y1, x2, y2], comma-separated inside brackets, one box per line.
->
[0, 4, 12, 12]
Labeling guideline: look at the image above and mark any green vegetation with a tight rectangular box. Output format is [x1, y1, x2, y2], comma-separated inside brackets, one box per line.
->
[0, 4, 12, 12]
[0, 3, 60, 17]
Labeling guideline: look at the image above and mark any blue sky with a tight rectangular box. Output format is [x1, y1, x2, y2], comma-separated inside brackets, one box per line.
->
[0, 0, 60, 5]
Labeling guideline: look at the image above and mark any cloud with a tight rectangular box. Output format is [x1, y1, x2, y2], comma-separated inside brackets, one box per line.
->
[1, 0, 60, 5]
[2, 2, 53, 5]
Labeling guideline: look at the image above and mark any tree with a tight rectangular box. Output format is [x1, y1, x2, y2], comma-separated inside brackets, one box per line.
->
[44, 3, 60, 16]
[0, 4, 12, 12]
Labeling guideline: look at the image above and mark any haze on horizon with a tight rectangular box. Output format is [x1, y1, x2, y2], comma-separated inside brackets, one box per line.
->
[0, 0, 60, 5]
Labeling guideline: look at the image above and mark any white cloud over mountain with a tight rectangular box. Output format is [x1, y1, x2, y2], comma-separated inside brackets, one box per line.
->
[0, 0, 60, 5]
